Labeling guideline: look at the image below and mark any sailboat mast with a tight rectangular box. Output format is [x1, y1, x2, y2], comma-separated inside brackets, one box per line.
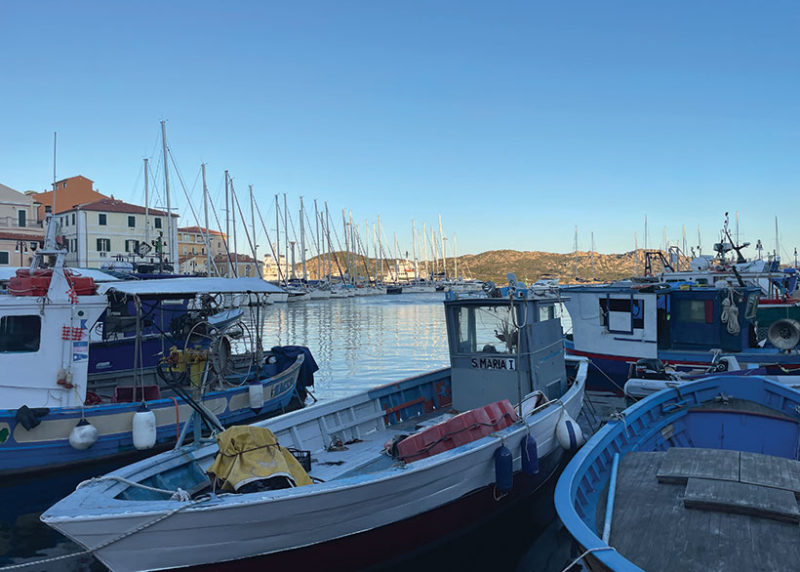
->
[300, 196, 307, 281]
[394, 233, 399, 282]
[325, 202, 332, 281]
[144, 158, 150, 249]
[314, 200, 321, 280]
[231, 179, 239, 277]
[411, 220, 417, 280]
[283, 194, 289, 281]
[250, 185, 262, 278]
[225, 171, 231, 277]
[275, 195, 281, 283]
[438, 214, 447, 281]
[202, 164, 211, 275]
[160, 120, 174, 269]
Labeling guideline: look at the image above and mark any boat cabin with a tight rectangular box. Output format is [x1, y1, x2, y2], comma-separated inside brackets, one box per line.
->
[563, 283, 761, 359]
[443, 291, 567, 410]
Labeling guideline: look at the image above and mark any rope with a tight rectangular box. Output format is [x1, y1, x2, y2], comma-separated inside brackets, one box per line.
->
[587, 359, 627, 393]
[559, 546, 616, 572]
[76, 475, 192, 501]
[720, 289, 740, 335]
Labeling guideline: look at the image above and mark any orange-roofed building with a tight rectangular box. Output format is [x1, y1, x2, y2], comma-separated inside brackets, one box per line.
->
[30, 175, 108, 218]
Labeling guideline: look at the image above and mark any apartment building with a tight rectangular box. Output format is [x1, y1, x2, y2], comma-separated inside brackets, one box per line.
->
[57, 197, 179, 269]
[0, 183, 44, 266]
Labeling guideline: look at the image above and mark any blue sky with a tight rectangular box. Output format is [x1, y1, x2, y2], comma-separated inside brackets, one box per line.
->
[1, 1, 798, 260]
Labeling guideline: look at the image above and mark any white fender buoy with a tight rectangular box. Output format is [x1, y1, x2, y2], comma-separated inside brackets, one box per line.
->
[132, 405, 157, 450]
[556, 411, 585, 451]
[249, 381, 265, 411]
[69, 419, 99, 450]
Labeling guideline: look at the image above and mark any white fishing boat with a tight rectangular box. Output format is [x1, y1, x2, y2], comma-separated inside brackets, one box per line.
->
[43, 280, 587, 571]
[0, 218, 313, 476]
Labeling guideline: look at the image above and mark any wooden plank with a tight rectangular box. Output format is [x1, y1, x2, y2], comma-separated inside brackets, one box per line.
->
[740, 451, 800, 495]
[656, 447, 740, 484]
[609, 451, 800, 572]
[684, 477, 800, 523]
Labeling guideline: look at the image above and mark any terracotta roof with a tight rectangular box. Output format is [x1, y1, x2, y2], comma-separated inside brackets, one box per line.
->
[0, 231, 44, 242]
[178, 226, 226, 237]
[74, 198, 175, 216]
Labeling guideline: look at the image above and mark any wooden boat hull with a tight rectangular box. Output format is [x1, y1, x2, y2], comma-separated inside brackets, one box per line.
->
[0, 357, 303, 477]
[43, 363, 586, 571]
[555, 374, 800, 571]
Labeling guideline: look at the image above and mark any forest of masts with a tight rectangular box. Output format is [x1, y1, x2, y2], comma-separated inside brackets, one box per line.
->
[138, 122, 463, 284]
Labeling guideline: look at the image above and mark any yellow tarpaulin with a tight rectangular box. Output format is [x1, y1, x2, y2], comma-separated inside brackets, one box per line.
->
[207, 426, 312, 491]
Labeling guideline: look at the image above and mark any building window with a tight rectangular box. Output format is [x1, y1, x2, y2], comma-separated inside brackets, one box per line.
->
[71, 213, 75, 225]
[70, 239, 77, 253]
[183, 246, 188, 255]
[0, 252, 8, 264]
[18, 210, 26, 228]
[0, 315, 41, 352]
[99, 213, 107, 226]
[154, 218, 162, 229]
[128, 216, 135, 228]
[96, 238, 111, 252]
[125, 239, 139, 253]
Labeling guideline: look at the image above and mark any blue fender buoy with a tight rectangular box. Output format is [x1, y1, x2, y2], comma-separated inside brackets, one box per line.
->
[494, 444, 513, 492]
[521, 433, 539, 475]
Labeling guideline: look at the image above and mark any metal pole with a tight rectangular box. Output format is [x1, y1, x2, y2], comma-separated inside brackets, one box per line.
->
[160, 121, 174, 268]
[224, 171, 231, 276]
[144, 158, 150, 248]
[202, 164, 212, 275]
[250, 185, 262, 278]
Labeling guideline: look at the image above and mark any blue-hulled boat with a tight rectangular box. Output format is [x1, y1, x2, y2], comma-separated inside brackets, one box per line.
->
[562, 281, 800, 394]
[555, 374, 800, 571]
[0, 221, 315, 477]
[42, 282, 587, 572]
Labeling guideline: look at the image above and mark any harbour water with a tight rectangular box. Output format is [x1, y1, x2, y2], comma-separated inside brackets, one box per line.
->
[1, 293, 588, 571]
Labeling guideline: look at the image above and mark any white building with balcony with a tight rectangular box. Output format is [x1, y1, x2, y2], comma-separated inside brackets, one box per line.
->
[56, 198, 179, 269]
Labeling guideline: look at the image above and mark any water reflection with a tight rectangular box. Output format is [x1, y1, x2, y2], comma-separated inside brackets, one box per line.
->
[251, 293, 451, 400]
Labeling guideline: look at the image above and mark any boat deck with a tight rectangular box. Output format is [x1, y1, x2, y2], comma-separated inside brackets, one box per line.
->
[600, 448, 800, 572]
[305, 412, 455, 483]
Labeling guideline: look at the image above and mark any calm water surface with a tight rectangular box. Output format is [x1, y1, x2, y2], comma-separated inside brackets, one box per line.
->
[1, 293, 583, 571]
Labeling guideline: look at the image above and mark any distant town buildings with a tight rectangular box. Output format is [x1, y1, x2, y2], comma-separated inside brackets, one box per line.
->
[0, 175, 263, 274]
[262, 253, 287, 281]
[0, 183, 44, 267]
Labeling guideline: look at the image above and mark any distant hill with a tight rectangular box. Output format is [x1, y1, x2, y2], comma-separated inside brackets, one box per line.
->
[298, 249, 661, 284]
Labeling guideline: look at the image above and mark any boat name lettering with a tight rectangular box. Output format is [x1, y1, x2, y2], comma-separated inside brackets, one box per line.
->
[471, 357, 516, 371]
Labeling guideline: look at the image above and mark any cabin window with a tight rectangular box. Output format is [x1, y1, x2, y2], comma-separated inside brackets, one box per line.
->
[675, 299, 714, 324]
[539, 305, 555, 321]
[0, 315, 41, 352]
[454, 305, 518, 354]
[599, 297, 644, 333]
